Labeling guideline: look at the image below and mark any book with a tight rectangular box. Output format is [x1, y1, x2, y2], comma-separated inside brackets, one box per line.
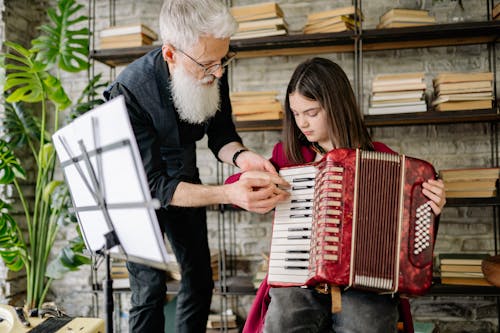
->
[380, 15, 437, 25]
[231, 28, 287, 40]
[431, 94, 493, 105]
[374, 72, 425, 81]
[99, 35, 155, 49]
[380, 8, 432, 22]
[440, 276, 493, 286]
[377, 22, 435, 29]
[303, 21, 355, 34]
[441, 264, 484, 273]
[372, 77, 424, 88]
[441, 271, 485, 278]
[494, 2, 500, 19]
[235, 111, 283, 121]
[434, 99, 492, 112]
[439, 253, 490, 266]
[237, 17, 287, 32]
[307, 6, 362, 23]
[440, 167, 500, 181]
[304, 15, 356, 30]
[230, 2, 283, 22]
[372, 82, 426, 93]
[370, 100, 426, 108]
[372, 90, 424, 101]
[232, 101, 282, 115]
[444, 180, 497, 191]
[371, 98, 424, 105]
[99, 23, 158, 40]
[433, 72, 494, 85]
[231, 90, 279, 98]
[444, 189, 496, 198]
[435, 81, 492, 93]
[366, 103, 427, 115]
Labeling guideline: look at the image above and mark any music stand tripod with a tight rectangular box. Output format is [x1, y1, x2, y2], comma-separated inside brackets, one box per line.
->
[53, 97, 170, 333]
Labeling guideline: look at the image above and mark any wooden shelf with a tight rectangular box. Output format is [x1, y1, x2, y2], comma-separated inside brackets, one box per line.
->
[91, 45, 158, 67]
[89, 21, 500, 66]
[235, 109, 500, 132]
[446, 196, 500, 207]
[361, 21, 500, 51]
[429, 281, 500, 296]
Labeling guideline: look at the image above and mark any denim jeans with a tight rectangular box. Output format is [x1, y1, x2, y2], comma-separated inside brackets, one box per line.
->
[127, 207, 213, 333]
[263, 287, 398, 333]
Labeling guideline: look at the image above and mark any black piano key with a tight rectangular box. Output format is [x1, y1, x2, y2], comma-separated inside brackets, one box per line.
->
[287, 235, 311, 239]
[290, 214, 312, 218]
[291, 199, 313, 203]
[287, 227, 311, 231]
[292, 185, 314, 191]
[292, 177, 315, 183]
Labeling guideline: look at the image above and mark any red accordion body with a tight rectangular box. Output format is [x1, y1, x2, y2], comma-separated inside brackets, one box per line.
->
[268, 148, 437, 295]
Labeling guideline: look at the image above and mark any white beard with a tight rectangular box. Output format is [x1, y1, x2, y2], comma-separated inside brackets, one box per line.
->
[170, 66, 221, 124]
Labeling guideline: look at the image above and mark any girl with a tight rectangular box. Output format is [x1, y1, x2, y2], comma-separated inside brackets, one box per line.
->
[234, 57, 446, 333]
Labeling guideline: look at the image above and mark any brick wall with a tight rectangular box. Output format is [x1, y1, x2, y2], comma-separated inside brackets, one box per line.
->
[1, 0, 499, 332]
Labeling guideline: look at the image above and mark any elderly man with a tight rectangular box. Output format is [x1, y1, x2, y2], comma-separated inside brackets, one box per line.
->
[104, 1, 289, 332]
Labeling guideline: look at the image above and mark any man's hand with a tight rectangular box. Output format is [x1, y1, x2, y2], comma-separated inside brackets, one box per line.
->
[422, 179, 446, 215]
[235, 150, 277, 174]
[224, 173, 290, 214]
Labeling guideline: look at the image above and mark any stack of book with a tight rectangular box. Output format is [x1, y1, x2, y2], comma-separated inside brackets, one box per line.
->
[111, 259, 130, 289]
[439, 253, 492, 286]
[206, 312, 238, 332]
[432, 72, 494, 112]
[302, 6, 362, 34]
[494, 3, 500, 20]
[439, 167, 500, 198]
[99, 23, 158, 49]
[377, 8, 436, 29]
[367, 72, 427, 115]
[230, 2, 287, 40]
[231, 91, 283, 121]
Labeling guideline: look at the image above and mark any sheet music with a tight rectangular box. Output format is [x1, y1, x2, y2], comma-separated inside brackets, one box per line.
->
[52, 96, 170, 270]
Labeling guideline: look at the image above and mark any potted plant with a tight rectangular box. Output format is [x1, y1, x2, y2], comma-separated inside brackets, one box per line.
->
[0, 0, 106, 311]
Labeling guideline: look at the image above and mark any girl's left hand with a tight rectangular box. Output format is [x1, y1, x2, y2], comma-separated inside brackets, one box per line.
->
[422, 179, 446, 215]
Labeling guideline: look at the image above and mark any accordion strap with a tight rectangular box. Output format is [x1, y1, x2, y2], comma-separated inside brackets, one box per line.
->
[315, 284, 342, 313]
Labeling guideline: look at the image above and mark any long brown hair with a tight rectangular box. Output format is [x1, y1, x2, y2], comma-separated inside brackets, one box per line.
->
[283, 57, 374, 164]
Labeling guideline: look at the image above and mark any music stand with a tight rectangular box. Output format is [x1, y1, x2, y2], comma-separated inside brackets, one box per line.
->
[52, 96, 170, 333]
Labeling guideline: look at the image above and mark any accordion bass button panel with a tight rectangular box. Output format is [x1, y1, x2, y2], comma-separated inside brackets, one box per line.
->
[413, 202, 432, 255]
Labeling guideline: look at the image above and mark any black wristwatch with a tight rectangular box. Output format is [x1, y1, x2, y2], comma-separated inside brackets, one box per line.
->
[232, 148, 249, 167]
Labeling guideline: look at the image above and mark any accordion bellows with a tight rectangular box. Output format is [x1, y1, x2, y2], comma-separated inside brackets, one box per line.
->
[268, 148, 437, 295]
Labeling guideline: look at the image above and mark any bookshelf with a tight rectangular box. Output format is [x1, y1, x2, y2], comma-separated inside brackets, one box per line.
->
[88, 0, 500, 330]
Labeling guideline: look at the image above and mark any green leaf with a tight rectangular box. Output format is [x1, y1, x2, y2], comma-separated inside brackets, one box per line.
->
[0, 102, 42, 149]
[43, 180, 63, 203]
[39, 143, 55, 169]
[0, 200, 26, 271]
[43, 74, 71, 110]
[32, 0, 89, 73]
[46, 235, 91, 279]
[0, 139, 26, 184]
[2, 42, 45, 104]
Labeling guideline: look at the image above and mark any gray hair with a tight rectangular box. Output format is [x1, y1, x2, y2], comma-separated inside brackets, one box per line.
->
[159, 0, 238, 50]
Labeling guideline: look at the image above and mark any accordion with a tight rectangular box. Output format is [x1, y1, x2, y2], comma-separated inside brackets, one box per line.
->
[268, 148, 437, 295]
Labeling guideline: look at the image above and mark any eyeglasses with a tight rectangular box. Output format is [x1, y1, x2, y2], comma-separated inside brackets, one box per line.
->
[176, 49, 236, 76]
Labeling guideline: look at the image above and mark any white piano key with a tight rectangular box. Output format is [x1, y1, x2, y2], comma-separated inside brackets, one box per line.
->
[270, 252, 310, 260]
[270, 244, 309, 253]
[271, 238, 311, 246]
[268, 273, 308, 285]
